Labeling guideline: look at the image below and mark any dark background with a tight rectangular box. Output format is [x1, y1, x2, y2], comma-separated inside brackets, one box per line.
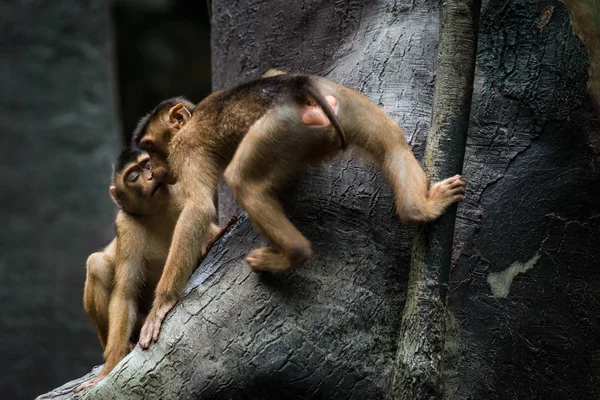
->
[0, 1, 211, 399]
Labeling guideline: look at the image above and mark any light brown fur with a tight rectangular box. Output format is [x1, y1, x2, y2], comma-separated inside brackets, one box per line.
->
[135, 73, 465, 348]
[76, 152, 220, 392]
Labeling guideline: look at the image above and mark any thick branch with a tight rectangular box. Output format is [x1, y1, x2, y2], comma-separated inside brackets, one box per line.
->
[391, 0, 482, 398]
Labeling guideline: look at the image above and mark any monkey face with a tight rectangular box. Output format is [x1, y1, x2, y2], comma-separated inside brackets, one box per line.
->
[138, 102, 191, 186]
[111, 153, 170, 214]
[138, 137, 176, 186]
[124, 154, 163, 197]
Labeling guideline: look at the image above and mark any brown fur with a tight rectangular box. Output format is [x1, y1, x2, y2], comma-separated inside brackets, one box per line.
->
[135, 73, 466, 348]
[76, 153, 220, 392]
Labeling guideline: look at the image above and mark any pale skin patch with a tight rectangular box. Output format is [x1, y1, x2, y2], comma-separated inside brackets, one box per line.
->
[487, 253, 541, 298]
[301, 95, 338, 126]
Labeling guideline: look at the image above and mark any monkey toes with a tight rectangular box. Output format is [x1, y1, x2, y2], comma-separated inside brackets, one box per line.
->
[429, 174, 466, 205]
[246, 248, 290, 272]
[74, 375, 103, 393]
[246, 246, 311, 272]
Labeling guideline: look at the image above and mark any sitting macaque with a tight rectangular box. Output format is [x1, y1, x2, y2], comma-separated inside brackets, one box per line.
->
[76, 148, 223, 392]
[133, 72, 466, 349]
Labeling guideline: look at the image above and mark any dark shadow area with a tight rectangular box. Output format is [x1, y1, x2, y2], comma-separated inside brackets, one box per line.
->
[113, 0, 212, 143]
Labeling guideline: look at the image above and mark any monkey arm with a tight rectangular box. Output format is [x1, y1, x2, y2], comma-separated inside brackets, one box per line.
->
[104, 281, 141, 365]
[139, 198, 216, 349]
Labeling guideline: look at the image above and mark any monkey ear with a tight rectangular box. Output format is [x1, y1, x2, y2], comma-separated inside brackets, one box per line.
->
[168, 104, 192, 129]
[109, 186, 120, 206]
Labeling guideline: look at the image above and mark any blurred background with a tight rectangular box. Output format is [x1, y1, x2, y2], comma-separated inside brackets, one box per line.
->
[0, 1, 211, 398]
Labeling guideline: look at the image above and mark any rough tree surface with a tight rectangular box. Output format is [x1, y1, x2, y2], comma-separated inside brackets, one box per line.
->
[38, 0, 599, 399]
[0, 1, 119, 399]
[448, 1, 600, 398]
[392, 0, 481, 398]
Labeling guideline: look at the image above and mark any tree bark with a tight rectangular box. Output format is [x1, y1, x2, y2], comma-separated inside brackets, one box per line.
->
[448, 1, 600, 399]
[391, 1, 481, 398]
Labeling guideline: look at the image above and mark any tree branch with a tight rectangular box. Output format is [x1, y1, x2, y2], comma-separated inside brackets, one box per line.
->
[391, 0, 482, 398]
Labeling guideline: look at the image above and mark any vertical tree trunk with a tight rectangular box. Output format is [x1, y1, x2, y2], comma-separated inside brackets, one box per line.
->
[391, 1, 482, 398]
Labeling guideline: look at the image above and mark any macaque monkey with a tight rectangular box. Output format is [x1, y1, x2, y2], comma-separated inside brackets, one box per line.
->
[133, 73, 465, 348]
[76, 148, 223, 392]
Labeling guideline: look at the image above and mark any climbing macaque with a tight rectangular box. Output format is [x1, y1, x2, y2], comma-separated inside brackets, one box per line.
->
[76, 148, 223, 392]
[133, 72, 465, 349]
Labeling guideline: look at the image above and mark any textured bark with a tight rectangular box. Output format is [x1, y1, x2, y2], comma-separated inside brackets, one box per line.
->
[391, 1, 481, 398]
[38, 1, 600, 399]
[448, 1, 599, 399]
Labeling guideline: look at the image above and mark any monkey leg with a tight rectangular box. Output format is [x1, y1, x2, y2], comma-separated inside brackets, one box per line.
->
[224, 111, 331, 272]
[238, 188, 312, 272]
[83, 250, 115, 350]
[381, 145, 465, 224]
[316, 80, 465, 223]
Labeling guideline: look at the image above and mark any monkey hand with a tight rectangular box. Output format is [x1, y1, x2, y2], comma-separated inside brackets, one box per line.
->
[74, 374, 105, 393]
[139, 297, 177, 349]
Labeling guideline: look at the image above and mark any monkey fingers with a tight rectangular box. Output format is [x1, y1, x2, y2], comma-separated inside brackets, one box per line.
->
[138, 299, 176, 349]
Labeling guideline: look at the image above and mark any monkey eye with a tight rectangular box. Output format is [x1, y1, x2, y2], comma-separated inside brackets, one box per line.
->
[128, 171, 140, 182]
[142, 160, 151, 170]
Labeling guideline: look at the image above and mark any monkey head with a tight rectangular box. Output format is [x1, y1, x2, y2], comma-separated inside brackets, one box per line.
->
[132, 97, 195, 186]
[109, 148, 170, 215]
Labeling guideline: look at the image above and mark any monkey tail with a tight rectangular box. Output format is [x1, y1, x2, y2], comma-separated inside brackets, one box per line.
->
[301, 79, 348, 150]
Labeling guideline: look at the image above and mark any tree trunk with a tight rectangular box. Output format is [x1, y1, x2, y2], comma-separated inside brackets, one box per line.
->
[38, 1, 600, 399]
[39, 1, 440, 398]
[447, 1, 600, 399]
[391, 1, 481, 398]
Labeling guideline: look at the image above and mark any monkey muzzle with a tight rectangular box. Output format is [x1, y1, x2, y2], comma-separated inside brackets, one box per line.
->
[151, 181, 163, 196]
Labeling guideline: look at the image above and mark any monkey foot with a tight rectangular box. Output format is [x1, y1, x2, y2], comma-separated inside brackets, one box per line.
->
[429, 174, 466, 208]
[246, 248, 292, 272]
[74, 375, 104, 393]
